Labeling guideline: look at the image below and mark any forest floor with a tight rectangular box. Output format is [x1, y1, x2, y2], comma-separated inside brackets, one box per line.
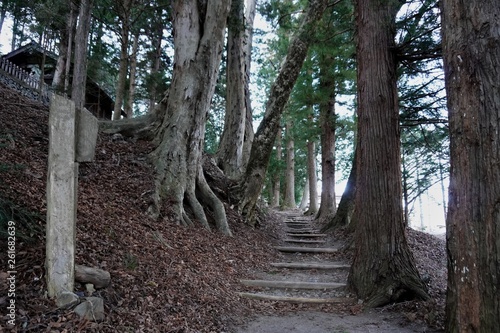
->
[0, 83, 445, 332]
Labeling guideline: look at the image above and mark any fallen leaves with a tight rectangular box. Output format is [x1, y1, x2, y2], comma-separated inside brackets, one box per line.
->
[0, 84, 276, 332]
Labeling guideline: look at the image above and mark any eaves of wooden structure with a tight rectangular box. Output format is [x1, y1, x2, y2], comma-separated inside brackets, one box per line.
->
[1, 41, 115, 119]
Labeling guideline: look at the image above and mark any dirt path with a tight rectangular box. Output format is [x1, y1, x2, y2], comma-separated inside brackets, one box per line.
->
[234, 211, 442, 333]
[236, 310, 438, 333]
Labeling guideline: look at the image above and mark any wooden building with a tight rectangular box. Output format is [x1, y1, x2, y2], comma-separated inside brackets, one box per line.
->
[1, 41, 115, 119]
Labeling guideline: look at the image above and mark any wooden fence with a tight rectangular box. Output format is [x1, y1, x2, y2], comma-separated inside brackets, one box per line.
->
[0, 56, 50, 100]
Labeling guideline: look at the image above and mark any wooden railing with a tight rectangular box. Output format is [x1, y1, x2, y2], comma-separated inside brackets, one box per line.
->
[0, 56, 50, 100]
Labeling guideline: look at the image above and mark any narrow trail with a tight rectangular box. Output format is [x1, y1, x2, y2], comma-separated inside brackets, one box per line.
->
[238, 210, 352, 304]
[234, 210, 440, 333]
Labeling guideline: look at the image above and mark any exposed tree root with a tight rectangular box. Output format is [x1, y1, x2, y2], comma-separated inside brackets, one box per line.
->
[98, 113, 232, 235]
[358, 276, 430, 308]
[186, 189, 210, 229]
[99, 110, 161, 141]
[196, 167, 232, 236]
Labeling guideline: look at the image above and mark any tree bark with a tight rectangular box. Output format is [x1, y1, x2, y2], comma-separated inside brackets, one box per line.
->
[282, 120, 296, 208]
[237, 0, 328, 225]
[52, 2, 75, 94]
[216, 0, 247, 179]
[65, 5, 78, 94]
[242, 0, 257, 168]
[298, 177, 309, 211]
[0, 3, 6, 37]
[347, 0, 429, 307]
[125, 31, 139, 118]
[71, 0, 93, 110]
[147, 9, 164, 113]
[113, 0, 131, 120]
[271, 129, 282, 207]
[322, 147, 357, 232]
[441, 0, 500, 331]
[151, 0, 231, 235]
[316, 62, 337, 221]
[304, 140, 318, 215]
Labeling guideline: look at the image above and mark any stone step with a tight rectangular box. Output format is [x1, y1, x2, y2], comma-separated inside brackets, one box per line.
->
[282, 239, 326, 244]
[286, 224, 312, 228]
[285, 228, 317, 233]
[286, 233, 327, 238]
[240, 279, 346, 289]
[237, 292, 353, 304]
[270, 262, 350, 270]
[274, 246, 339, 253]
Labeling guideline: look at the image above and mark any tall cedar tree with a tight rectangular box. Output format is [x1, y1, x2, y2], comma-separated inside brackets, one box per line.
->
[112, 0, 132, 120]
[216, 0, 247, 179]
[441, 0, 500, 331]
[151, 0, 231, 235]
[237, 0, 328, 225]
[315, 55, 337, 221]
[71, 0, 93, 110]
[347, 0, 429, 307]
[282, 120, 296, 208]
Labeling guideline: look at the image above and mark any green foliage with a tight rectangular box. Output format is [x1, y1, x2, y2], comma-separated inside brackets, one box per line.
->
[257, 0, 357, 202]
[401, 122, 448, 215]
[0, 198, 44, 244]
[396, 0, 449, 217]
[335, 114, 356, 181]
[123, 252, 138, 270]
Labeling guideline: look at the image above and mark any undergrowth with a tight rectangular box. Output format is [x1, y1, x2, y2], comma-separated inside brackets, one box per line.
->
[0, 197, 44, 244]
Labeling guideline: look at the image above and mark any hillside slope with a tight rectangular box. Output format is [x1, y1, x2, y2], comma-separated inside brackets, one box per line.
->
[0, 84, 278, 332]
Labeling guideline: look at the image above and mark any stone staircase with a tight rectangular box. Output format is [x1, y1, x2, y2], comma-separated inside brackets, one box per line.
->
[237, 211, 353, 304]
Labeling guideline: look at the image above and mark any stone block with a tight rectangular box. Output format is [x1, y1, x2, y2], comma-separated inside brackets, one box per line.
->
[56, 291, 80, 309]
[74, 297, 105, 321]
[76, 107, 98, 162]
[46, 93, 77, 298]
[75, 264, 111, 289]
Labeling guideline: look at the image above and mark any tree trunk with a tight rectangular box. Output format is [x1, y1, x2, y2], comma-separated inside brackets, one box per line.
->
[316, 68, 337, 221]
[402, 151, 410, 227]
[71, 0, 93, 110]
[242, 0, 257, 167]
[52, 26, 69, 93]
[304, 140, 318, 215]
[0, 3, 6, 37]
[282, 120, 296, 209]
[438, 160, 447, 222]
[148, 11, 164, 113]
[53, 2, 76, 94]
[216, 0, 247, 179]
[65, 5, 77, 94]
[125, 31, 139, 118]
[441, 0, 500, 331]
[347, 0, 429, 307]
[299, 177, 309, 211]
[322, 147, 357, 232]
[237, 0, 328, 225]
[113, 0, 131, 120]
[271, 129, 282, 207]
[11, 17, 18, 51]
[151, 0, 231, 235]
[38, 34, 48, 101]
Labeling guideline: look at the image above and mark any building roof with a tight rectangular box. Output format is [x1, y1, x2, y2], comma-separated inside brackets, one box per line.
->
[2, 41, 115, 119]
